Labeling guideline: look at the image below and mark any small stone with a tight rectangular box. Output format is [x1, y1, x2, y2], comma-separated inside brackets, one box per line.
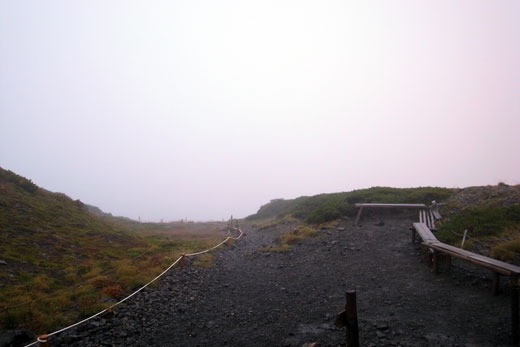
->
[377, 323, 389, 331]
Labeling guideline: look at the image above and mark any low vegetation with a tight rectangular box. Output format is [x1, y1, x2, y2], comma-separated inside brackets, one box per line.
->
[247, 186, 454, 224]
[0, 167, 228, 334]
[258, 225, 319, 252]
[436, 204, 520, 260]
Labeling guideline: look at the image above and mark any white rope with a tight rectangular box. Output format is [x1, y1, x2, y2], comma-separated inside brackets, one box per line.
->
[185, 238, 230, 256]
[186, 228, 243, 257]
[23, 228, 243, 347]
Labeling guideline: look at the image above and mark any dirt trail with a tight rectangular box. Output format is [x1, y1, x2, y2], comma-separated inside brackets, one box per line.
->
[51, 211, 512, 346]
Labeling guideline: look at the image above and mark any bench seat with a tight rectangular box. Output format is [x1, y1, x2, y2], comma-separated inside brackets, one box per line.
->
[427, 242, 520, 276]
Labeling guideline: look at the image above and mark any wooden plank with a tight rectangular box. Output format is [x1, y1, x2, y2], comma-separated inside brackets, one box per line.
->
[355, 203, 427, 209]
[428, 243, 520, 276]
[427, 211, 435, 229]
[412, 222, 438, 243]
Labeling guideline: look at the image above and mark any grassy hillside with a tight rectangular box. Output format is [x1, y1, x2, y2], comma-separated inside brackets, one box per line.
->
[246, 186, 454, 224]
[0, 167, 227, 334]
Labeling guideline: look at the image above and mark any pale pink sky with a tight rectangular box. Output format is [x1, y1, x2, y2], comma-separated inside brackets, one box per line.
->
[1, 1, 519, 221]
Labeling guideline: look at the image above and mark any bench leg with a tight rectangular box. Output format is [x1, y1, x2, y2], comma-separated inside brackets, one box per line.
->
[427, 251, 433, 268]
[511, 274, 519, 344]
[432, 251, 439, 275]
[411, 229, 416, 244]
[493, 272, 500, 296]
[445, 254, 452, 270]
[354, 207, 363, 226]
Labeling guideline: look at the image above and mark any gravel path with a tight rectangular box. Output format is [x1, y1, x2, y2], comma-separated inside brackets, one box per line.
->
[50, 211, 513, 346]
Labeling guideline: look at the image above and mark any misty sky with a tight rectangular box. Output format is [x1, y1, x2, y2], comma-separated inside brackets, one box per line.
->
[1, 1, 519, 221]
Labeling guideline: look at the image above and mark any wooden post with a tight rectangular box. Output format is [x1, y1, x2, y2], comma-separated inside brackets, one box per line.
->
[432, 251, 439, 274]
[511, 274, 519, 344]
[345, 290, 359, 347]
[38, 334, 49, 347]
[180, 253, 186, 267]
[445, 254, 452, 270]
[492, 272, 500, 296]
[354, 207, 363, 226]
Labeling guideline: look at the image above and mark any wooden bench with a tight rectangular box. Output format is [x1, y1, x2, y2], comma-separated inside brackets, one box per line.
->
[419, 208, 437, 230]
[412, 222, 439, 244]
[354, 203, 427, 225]
[411, 222, 520, 341]
[412, 222, 520, 276]
[420, 200, 442, 230]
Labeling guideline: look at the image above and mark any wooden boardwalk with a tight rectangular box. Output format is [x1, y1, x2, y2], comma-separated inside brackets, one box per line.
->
[353, 202, 520, 342]
[411, 222, 520, 343]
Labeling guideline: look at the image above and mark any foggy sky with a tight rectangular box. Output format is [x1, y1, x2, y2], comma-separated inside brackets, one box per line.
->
[1, 1, 519, 221]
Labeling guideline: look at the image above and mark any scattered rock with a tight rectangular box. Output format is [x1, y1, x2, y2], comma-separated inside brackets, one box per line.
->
[0, 330, 35, 347]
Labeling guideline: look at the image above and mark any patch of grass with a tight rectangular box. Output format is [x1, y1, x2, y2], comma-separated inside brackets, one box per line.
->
[491, 235, 520, 261]
[436, 204, 520, 246]
[259, 225, 318, 253]
[258, 244, 292, 253]
[255, 214, 297, 230]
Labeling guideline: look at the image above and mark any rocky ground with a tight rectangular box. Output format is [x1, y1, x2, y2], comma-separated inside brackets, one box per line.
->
[22, 211, 516, 346]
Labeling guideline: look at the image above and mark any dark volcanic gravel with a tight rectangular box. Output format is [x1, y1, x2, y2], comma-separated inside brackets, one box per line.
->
[49, 211, 513, 346]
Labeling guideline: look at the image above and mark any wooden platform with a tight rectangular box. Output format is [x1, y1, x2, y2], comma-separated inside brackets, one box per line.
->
[428, 241, 520, 276]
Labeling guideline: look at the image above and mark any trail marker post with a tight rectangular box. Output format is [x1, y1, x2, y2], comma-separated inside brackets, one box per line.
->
[335, 290, 360, 347]
[180, 253, 186, 267]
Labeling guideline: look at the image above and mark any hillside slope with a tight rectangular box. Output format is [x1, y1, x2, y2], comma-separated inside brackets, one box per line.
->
[0, 167, 146, 288]
[0, 168, 172, 333]
[0, 167, 231, 336]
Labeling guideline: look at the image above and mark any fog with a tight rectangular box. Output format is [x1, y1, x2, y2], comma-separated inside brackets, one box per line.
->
[1, 1, 519, 221]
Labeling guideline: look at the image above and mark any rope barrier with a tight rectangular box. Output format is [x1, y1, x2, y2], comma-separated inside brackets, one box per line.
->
[22, 227, 243, 347]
